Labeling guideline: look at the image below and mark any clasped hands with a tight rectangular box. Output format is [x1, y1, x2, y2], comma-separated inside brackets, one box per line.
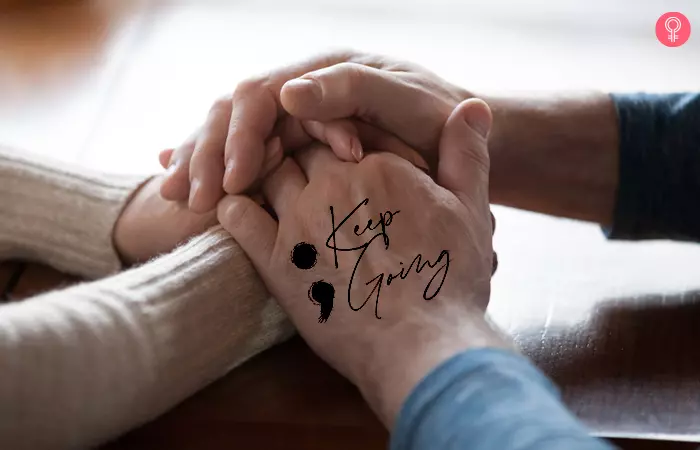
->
[115, 51, 510, 426]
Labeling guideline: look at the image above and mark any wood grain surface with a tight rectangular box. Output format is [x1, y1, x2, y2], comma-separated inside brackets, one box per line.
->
[5, 263, 700, 450]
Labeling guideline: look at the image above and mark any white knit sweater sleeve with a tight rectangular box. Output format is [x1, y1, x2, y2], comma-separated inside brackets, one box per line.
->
[0, 148, 293, 449]
[0, 146, 144, 278]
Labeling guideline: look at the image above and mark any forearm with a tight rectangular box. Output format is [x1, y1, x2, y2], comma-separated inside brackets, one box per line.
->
[0, 227, 293, 450]
[483, 92, 619, 226]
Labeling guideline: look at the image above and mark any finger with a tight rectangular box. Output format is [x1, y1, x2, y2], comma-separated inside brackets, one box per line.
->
[261, 136, 284, 178]
[188, 95, 233, 213]
[217, 195, 277, 267]
[296, 118, 430, 174]
[262, 157, 306, 220]
[236, 136, 286, 196]
[159, 149, 174, 169]
[352, 121, 430, 173]
[301, 119, 362, 162]
[280, 63, 431, 149]
[437, 98, 492, 208]
[222, 87, 275, 195]
[294, 143, 345, 181]
[222, 51, 365, 195]
[161, 132, 197, 201]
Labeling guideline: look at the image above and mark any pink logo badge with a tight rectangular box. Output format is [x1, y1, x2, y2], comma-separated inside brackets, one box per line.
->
[656, 12, 691, 47]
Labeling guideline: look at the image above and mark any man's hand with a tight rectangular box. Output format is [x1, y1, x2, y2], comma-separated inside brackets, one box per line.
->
[160, 50, 471, 213]
[216, 99, 509, 427]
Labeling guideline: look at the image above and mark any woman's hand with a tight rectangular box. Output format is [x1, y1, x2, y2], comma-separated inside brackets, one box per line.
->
[113, 150, 218, 265]
[216, 99, 508, 426]
[159, 50, 471, 213]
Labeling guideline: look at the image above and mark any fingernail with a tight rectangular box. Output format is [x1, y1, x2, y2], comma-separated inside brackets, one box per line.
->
[463, 103, 492, 139]
[351, 137, 363, 162]
[189, 178, 201, 209]
[286, 78, 323, 104]
[224, 159, 235, 184]
[165, 160, 179, 177]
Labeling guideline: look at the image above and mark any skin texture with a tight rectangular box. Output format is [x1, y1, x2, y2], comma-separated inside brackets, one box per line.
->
[159, 51, 619, 227]
[484, 92, 619, 226]
[216, 100, 510, 427]
[159, 51, 468, 213]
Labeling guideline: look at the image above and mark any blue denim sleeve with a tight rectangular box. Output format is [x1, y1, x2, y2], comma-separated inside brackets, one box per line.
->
[390, 348, 615, 450]
[606, 93, 700, 241]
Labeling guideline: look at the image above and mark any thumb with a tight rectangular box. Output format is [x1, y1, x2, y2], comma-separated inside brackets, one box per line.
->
[437, 98, 492, 207]
[217, 195, 278, 268]
[280, 63, 428, 153]
[280, 63, 400, 121]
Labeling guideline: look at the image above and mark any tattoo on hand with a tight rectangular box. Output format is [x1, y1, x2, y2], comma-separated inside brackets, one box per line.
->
[290, 198, 451, 323]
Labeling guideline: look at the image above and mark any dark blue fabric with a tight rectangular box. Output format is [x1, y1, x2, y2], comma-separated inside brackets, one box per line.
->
[390, 348, 614, 450]
[607, 93, 700, 241]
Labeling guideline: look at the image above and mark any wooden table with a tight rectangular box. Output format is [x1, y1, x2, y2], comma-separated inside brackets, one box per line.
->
[2, 1, 700, 449]
[2, 261, 700, 450]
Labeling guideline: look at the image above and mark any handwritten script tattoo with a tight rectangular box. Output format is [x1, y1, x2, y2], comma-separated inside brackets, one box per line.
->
[325, 198, 450, 319]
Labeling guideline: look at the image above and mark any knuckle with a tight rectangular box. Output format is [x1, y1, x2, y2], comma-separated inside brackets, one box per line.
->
[222, 198, 254, 228]
[209, 94, 232, 114]
[313, 62, 365, 98]
[314, 175, 338, 194]
[362, 153, 395, 175]
[338, 62, 366, 88]
[234, 76, 269, 97]
[463, 145, 491, 174]
[191, 144, 213, 165]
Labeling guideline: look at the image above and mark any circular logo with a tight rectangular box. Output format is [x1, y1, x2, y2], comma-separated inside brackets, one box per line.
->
[656, 12, 691, 47]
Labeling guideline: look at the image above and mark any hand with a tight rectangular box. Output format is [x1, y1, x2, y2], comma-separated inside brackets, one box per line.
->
[113, 149, 218, 265]
[160, 50, 471, 213]
[216, 99, 509, 426]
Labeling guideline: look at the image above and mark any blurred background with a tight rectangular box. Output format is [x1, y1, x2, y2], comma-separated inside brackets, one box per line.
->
[2, 0, 700, 448]
[1, 0, 698, 173]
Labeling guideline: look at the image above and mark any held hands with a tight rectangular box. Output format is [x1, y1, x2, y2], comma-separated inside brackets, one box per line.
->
[216, 99, 508, 426]
[114, 53, 509, 426]
[158, 50, 472, 213]
[114, 51, 473, 266]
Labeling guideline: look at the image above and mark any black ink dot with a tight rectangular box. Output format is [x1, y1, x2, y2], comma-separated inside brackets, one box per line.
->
[308, 280, 335, 323]
[291, 242, 318, 270]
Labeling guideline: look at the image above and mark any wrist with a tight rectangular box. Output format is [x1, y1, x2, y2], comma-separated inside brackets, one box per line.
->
[357, 302, 514, 428]
[113, 176, 153, 266]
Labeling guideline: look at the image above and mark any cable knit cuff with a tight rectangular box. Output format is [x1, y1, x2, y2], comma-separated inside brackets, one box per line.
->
[0, 147, 147, 278]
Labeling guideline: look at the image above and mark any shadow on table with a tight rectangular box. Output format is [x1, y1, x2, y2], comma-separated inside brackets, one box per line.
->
[519, 290, 700, 439]
[521, 290, 700, 382]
